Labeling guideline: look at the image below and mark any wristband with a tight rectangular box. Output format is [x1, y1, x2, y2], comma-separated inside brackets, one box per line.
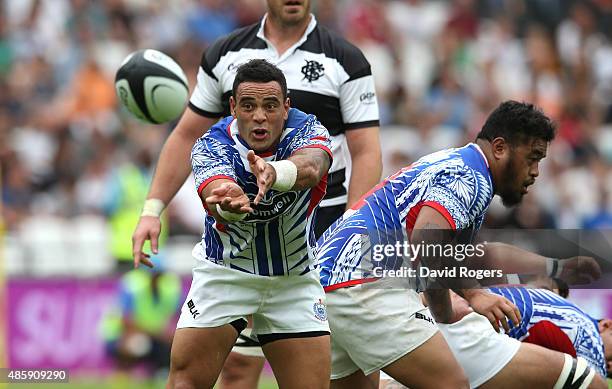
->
[268, 160, 297, 191]
[216, 204, 247, 222]
[141, 199, 165, 217]
[546, 258, 564, 278]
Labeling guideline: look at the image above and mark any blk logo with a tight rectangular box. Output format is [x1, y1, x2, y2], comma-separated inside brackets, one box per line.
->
[301, 60, 325, 82]
[415, 312, 434, 325]
[187, 299, 199, 318]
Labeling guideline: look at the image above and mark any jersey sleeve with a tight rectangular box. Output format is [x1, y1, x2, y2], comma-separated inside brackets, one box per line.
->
[338, 44, 380, 130]
[288, 117, 333, 161]
[188, 50, 224, 117]
[191, 136, 237, 197]
[421, 167, 487, 230]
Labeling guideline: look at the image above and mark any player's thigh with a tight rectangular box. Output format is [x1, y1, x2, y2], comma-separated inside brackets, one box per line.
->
[171, 260, 264, 387]
[382, 331, 468, 389]
[219, 351, 265, 389]
[331, 370, 379, 389]
[168, 325, 239, 389]
[262, 334, 331, 389]
[479, 343, 606, 389]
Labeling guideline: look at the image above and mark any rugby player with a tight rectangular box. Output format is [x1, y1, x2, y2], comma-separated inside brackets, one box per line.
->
[132, 1, 382, 384]
[316, 101, 560, 388]
[165, 59, 332, 389]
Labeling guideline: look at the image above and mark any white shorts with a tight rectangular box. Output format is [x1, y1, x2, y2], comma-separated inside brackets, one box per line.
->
[437, 312, 521, 388]
[177, 259, 330, 338]
[327, 283, 438, 379]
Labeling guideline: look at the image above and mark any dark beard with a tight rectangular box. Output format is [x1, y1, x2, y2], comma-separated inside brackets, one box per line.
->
[499, 157, 523, 207]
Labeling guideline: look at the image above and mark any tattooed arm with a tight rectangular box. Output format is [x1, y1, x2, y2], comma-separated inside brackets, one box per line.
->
[411, 206, 456, 323]
[288, 148, 331, 190]
[412, 207, 521, 329]
[246, 147, 331, 204]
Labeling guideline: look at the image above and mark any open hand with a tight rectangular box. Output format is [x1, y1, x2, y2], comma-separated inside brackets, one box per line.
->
[247, 150, 276, 205]
[206, 182, 253, 216]
[464, 289, 521, 333]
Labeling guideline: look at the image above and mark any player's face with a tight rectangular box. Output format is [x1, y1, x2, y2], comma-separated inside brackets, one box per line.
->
[267, 0, 311, 25]
[230, 81, 289, 152]
[498, 138, 548, 206]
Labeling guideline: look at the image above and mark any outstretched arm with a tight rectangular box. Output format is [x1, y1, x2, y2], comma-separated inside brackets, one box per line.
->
[474, 242, 601, 286]
[203, 180, 252, 223]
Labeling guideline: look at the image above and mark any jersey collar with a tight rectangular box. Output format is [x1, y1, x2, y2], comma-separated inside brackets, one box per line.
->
[256, 13, 317, 61]
[471, 142, 489, 168]
[470, 142, 495, 193]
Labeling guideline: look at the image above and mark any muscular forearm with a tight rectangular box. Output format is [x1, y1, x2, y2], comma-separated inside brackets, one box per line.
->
[346, 149, 382, 209]
[287, 150, 330, 190]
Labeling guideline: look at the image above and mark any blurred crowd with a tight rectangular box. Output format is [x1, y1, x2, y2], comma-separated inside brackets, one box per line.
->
[1, 0, 611, 275]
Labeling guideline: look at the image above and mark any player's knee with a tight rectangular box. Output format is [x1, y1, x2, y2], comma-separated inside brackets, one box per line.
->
[555, 354, 598, 389]
[169, 349, 190, 373]
[168, 353, 200, 388]
[221, 352, 262, 384]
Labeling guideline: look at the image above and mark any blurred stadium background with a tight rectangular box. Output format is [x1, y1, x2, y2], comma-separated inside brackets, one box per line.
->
[0, 0, 611, 387]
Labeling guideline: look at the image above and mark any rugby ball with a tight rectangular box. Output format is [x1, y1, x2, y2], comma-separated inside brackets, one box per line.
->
[115, 49, 189, 124]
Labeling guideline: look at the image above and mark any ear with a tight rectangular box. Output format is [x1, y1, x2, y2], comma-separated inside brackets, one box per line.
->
[490, 137, 510, 161]
[229, 96, 237, 117]
[283, 97, 290, 120]
[599, 319, 612, 333]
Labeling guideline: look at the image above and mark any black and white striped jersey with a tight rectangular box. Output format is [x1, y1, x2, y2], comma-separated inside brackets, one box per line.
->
[188, 14, 380, 208]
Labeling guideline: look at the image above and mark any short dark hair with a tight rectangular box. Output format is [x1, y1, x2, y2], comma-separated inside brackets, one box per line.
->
[476, 101, 556, 146]
[232, 59, 288, 99]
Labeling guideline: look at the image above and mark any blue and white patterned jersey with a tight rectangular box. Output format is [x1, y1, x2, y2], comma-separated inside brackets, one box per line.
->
[489, 287, 607, 377]
[191, 108, 332, 276]
[316, 143, 494, 290]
